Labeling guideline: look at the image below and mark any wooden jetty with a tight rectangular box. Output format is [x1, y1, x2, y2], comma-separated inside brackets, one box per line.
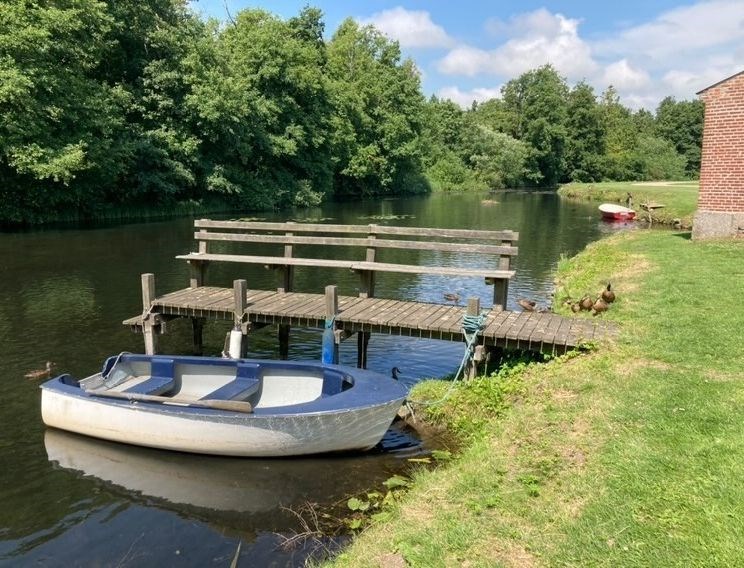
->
[125, 220, 617, 370]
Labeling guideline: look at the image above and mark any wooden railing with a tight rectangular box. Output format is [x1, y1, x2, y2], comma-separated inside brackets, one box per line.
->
[177, 219, 519, 310]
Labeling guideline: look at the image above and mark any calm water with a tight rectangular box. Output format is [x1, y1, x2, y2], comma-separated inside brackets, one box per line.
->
[0, 191, 614, 566]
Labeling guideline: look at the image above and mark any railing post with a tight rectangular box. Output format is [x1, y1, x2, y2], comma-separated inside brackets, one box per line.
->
[233, 279, 247, 357]
[356, 224, 376, 368]
[322, 285, 339, 364]
[141, 273, 159, 355]
[492, 237, 512, 311]
[278, 223, 294, 359]
[189, 226, 209, 288]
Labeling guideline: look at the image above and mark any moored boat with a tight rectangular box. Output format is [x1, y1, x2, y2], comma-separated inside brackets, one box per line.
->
[40, 354, 408, 457]
[599, 203, 636, 221]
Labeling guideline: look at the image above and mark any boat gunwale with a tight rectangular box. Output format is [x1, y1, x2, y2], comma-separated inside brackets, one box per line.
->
[40, 357, 408, 419]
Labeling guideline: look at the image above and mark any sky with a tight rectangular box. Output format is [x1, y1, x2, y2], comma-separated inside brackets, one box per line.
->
[190, 0, 744, 110]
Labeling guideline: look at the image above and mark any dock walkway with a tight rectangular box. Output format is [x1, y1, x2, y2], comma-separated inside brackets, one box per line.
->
[125, 286, 617, 355]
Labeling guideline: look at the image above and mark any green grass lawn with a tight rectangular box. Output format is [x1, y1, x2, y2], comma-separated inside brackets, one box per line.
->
[558, 181, 699, 227]
[329, 230, 744, 567]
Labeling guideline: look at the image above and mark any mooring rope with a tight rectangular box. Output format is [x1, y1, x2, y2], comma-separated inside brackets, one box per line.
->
[415, 310, 488, 408]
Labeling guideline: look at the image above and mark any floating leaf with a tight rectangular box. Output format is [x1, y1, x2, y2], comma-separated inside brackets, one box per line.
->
[382, 475, 410, 489]
[348, 518, 363, 530]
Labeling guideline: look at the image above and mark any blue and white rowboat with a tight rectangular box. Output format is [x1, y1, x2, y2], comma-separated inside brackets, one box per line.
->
[40, 354, 408, 457]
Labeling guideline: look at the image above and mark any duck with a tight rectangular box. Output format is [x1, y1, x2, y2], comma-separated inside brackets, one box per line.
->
[579, 296, 594, 311]
[592, 297, 609, 316]
[443, 292, 460, 304]
[570, 302, 581, 313]
[25, 361, 55, 380]
[601, 283, 616, 303]
[517, 298, 537, 312]
[391, 367, 402, 381]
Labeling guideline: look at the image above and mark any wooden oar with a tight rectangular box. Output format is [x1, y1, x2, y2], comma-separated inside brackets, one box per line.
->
[84, 389, 253, 413]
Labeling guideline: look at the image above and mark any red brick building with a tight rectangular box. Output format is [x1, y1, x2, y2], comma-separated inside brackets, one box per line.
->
[693, 70, 744, 239]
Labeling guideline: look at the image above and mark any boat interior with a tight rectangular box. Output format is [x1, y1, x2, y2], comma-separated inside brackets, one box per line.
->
[79, 355, 354, 409]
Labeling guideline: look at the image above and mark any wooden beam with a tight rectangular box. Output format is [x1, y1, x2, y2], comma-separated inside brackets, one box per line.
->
[322, 285, 339, 364]
[194, 219, 518, 241]
[141, 273, 158, 355]
[233, 279, 247, 326]
[194, 231, 518, 255]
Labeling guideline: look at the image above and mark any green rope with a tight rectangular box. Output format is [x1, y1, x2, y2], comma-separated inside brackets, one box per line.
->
[421, 310, 488, 407]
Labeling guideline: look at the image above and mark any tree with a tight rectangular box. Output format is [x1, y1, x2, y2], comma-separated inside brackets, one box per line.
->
[327, 19, 427, 197]
[598, 86, 639, 180]
[501, 65, 569, 186]
[631, 136, 687, 180]
[655, 97, 703, 177]
[464, 126, 531, 189]
[182, 8, 334, 208]
[0, 0, 125, 221]
[564, 82, 605, 182]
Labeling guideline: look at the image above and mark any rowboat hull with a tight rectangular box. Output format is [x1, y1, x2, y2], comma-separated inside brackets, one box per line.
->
[41, 356, 407, 457]
[599, 203, 636, 221]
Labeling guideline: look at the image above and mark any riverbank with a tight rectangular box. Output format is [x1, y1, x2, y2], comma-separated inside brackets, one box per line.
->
[558, 181, 699, 227]
[330, 229, 744, 567]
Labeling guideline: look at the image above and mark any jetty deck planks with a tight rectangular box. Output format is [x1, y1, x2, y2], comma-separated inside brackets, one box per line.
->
[124, 287, 617, 354]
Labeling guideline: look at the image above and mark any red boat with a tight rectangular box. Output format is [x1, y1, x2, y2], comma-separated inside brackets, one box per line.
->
[599, 203, 636, 221]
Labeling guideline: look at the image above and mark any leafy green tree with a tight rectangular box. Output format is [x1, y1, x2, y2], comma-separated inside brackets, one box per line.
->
[464, 126, 531, 189]
[182, 8, 334, 208]
[655, 97, 703, 177]
[0, 0, 126, 221]
[501, 65, 569, 186]
[598, 86, 639, 180]
[327, 19, 427, 197]
[631, 135, 687, 180]
[564, 82, 605, 182]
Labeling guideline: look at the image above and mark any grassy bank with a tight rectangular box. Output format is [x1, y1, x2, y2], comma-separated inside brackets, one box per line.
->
[330, 230, 744, 567]
[558, 181, 699, 227]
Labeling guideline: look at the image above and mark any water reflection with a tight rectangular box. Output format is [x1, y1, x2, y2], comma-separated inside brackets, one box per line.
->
[43, 425, 425, 518]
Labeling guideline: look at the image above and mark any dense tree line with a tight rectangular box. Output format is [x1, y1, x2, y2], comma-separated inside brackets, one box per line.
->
[425, 68, 703, 191]
[0, 2, 702, 224]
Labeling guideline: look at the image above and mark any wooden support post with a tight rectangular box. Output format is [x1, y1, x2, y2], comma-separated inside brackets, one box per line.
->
[322, 285, 339, 364]
[279, 325, 290, 360]
[141, 273, 159, 355]
[233, 279, 248, 356]
[356, 330, 371, 369]
[189, 228, 209, 288]
[355, 225, 377, 367]
[359, 224, 377, 298]
[493, 239, 512, 311]
[278, 223, 294, 358]
[233, 279, 247, 324]
[465, 297, 481, 380]
[189, 260, 207, 288]
[191, 317, 204, 355]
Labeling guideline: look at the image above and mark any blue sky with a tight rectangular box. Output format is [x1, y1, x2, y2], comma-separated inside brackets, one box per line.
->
[190, 1, 744, 110]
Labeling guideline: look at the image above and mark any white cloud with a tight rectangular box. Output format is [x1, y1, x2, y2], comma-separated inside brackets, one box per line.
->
[602, 59, 650, 90]
[438, 9, 597, 80]
[438, 86, 503, 108]
[358, 7, 454, 48]
[594, 0, 744, 63]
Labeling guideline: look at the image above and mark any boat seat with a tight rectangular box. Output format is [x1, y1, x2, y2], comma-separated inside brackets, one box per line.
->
[201, 362, 260, 401]
[124, 357, 176, 396]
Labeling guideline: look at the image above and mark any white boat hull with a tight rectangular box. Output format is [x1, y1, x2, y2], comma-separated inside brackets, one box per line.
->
[40, 356, 407, 457]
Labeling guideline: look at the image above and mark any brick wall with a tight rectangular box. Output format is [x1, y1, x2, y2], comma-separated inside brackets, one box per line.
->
[698, 72, 744, 213]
